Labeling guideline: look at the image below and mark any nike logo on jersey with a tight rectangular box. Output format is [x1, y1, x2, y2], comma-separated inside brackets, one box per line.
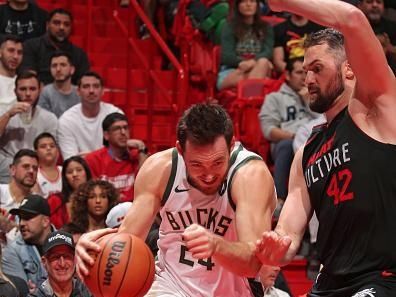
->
[175, 185, 190, 193]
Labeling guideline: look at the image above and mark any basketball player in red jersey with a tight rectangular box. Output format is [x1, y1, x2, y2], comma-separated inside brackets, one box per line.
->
[255, 0, 396, 296]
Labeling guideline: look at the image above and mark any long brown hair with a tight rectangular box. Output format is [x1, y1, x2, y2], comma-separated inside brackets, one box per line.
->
[232, 0, 269, 41]
[71, 180, 118, 232]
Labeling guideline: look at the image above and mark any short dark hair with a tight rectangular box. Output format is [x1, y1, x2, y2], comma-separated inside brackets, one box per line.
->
[48, 8, 73, 22]
[177, 103, 234, 151]
[15, 71, 40, 88]
[12, 149, 38, 165]
[33, 132, 57, 150]
[77, 71, 104, 87]
[0, 34, 22, 47]
[102, 112, 129, 146]
[50, 51, 73, 66]
[304, 28, 346, 63]
[285, 57, 304, 73]
[102, 112, 128, 131]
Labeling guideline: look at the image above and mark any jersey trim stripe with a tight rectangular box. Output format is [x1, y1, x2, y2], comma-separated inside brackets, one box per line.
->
[229, 143, 244, 168]
[161, 148, 179, 206]
[227, 156, 262, 211]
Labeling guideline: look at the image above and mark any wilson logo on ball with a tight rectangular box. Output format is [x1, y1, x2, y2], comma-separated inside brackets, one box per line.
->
[103, 241, 126, 286]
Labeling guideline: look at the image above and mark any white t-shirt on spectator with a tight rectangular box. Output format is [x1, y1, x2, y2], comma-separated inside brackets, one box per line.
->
[37, 166, 62, 198]
[57, 102, 123, 159]
[0, 75, 17, 116]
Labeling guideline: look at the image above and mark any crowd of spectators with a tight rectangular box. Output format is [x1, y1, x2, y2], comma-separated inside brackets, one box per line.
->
[0, 0, 395, 296]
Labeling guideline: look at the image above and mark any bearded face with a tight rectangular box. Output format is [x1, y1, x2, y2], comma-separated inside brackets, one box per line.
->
[308, 66, 345, 113]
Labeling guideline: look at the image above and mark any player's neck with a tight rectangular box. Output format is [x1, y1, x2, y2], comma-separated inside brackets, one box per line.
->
[325, 94, 349, 123]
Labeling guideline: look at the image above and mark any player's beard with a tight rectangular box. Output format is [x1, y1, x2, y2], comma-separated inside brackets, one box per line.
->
[309, 70, 344, 113]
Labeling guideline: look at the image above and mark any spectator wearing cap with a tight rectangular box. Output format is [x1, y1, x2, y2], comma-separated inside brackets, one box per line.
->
[2, 194, 53, 289]
[85, 112, 147, 202]
[28, 230, 92, 297]
[57, 72, 123, 160]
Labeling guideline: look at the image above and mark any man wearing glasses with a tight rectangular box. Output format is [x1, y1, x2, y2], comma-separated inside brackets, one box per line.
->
[85, 112, 148, 202]
[29, 230, 92, 297]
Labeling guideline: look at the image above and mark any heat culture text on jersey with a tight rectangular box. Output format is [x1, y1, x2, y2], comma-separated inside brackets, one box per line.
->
[165, 208, 232, 236]
[304, 133, 351, 188]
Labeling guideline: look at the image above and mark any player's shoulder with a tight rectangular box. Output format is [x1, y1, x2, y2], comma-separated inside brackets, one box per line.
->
[138, 148, 174, 177]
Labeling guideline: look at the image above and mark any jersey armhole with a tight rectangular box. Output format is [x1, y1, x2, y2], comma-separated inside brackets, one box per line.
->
[161, 148, 178, 206]
[227, 156, 262, 211]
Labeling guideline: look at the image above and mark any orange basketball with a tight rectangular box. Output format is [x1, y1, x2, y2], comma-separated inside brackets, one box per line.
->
[85, 233, 155, 297]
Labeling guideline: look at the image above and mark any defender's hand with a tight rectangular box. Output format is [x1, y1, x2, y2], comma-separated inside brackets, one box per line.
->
[255, 231, 291, 266]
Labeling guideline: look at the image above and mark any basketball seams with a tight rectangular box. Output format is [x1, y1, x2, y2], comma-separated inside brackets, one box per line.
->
[134, 244, 155, 297]
[87, 233, 154, 297]
[114, 234, 132, 297]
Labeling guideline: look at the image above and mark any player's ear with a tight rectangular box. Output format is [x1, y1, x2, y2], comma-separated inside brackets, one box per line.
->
[344, 61, 355, 80]
[176, 141, 183, 155]
[230, 136, 236, 152]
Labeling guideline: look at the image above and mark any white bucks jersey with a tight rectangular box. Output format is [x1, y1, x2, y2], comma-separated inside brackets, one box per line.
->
[157, 143, 262, 297]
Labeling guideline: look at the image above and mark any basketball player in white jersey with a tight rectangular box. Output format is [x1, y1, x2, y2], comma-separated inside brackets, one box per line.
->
[75, 103, 276, 296]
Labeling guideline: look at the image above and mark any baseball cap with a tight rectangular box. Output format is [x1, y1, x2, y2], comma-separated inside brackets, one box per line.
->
[105, 202, 132, 228]
[43, 230, 75, 255]
[10, 194, 50, 217]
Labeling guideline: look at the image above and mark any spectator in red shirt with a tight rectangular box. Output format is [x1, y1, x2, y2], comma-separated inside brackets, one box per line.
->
[47, 156, 91, 229]
[85, 112, 148, 202]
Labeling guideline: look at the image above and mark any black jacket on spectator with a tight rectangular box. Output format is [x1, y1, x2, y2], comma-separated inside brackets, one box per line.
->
[0, 277, 19, 297]
[22, 34, 90, 85]
[0, 3, 48, 41]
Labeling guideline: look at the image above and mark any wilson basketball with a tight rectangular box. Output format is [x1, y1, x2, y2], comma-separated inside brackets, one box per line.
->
[85, 233, 155, 297]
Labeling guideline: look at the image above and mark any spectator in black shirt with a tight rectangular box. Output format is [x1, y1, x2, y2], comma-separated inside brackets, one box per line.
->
[272, 13, 323, 73]
[0, 0, 48, 41]
[21, 8, 89, 85]
[358, 0, 396, 73]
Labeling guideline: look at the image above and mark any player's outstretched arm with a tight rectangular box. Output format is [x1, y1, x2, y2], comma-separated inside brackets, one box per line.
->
[118, 149, 172, 239]
[184, 159, 276, 277]
[256, 148, 313, 267]
[268, 0, 394, 104]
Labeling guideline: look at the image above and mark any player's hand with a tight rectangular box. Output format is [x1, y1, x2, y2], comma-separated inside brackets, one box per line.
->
[255, 231, 292, 266]
[183, 224, 216, 259]
[6, 102, 31, 117]
[75, 228, 117, 281]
